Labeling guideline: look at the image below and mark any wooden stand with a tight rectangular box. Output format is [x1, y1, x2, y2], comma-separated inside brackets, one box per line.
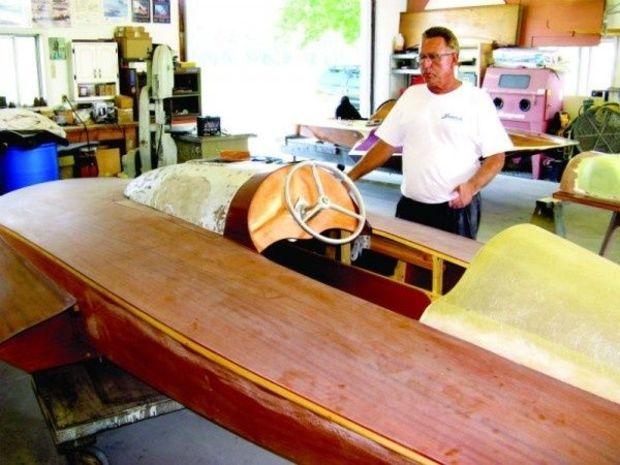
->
[531, 197, 566, 237]
[553, 191, 620, 257]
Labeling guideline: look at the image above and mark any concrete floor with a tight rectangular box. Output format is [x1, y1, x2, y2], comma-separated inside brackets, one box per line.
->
[1, 172, 617, 465]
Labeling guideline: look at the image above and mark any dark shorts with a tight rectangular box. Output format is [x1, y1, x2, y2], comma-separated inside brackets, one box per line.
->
[395, 194, 481, 239]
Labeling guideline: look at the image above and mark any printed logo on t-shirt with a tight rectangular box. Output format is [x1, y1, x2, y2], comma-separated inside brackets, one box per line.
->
[441, 113, 463, 122]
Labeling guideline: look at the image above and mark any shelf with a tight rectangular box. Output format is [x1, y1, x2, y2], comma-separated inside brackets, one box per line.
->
[388, 41, 492, 93]
[166, 67, 201, 121]
[174, 67, 200, 74]
[171, 112, 200, 117]
[392, 53, 419, 59]
[75, 95, 115, 102]
[171, 92, 200, 98]
[76, 80, 117, 84]
[391, 69, 421, 75]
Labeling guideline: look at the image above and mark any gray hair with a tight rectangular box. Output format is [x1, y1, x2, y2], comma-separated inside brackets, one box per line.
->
[422, 27, 460, 54]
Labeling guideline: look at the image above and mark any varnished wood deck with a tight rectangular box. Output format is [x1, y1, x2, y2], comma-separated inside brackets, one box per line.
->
[0, 178, 618, 465]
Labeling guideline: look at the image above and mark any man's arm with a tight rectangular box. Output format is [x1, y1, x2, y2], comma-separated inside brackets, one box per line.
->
[449, 153, 505, 208]
[348, 139, 396, 181]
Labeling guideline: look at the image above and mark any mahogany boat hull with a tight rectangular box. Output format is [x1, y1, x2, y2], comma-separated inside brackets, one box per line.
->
[1, 179, 619, 465]
[1, 231, 413, 464]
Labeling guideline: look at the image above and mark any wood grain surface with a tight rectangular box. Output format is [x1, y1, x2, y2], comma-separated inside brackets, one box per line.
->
[554, 191, 620, 212]
[296, 120, 577, 155]
[0, 236, 75, 343]
[506, 129, 578, 153]
[0, 179, 619, 465]
[367, 212, 482, 266]
[247, 164, 358, 251]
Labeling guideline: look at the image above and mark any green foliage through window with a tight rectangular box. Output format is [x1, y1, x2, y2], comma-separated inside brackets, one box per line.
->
[278, 0, 360, 47]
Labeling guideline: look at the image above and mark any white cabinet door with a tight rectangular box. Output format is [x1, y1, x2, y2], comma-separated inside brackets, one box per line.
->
[96, 43, 119, 82]
[73, 43, 98, 82]
[72, 42, 118, 83]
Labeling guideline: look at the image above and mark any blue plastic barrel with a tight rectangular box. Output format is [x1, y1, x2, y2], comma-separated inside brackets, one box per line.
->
[0, 142, 59, 194]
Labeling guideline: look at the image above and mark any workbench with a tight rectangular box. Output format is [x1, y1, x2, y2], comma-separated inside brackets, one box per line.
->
[174, 133, 255, 162]
[63, 122, 138, 154]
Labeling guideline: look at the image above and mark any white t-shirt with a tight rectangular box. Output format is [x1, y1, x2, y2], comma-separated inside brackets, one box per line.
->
[376, 83, 513, 203]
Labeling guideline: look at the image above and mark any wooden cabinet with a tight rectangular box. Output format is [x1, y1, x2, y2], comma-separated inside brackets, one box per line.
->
[69, 41, 119, 102]
[404, 1, 604, 47]
[399, 5, 521, 48]
[507, 0, 604, 47]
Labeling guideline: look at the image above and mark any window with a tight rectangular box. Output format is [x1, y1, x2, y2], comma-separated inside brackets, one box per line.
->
[577, 37, 618, 96]
[543, 37, 619, 97]
[0, 35, 44, 107]
[185, 0, 370, 153]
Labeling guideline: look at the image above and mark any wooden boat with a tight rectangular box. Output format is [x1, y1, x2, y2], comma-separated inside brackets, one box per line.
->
[1, 159, 619, 465]
[294, 119, 578, 173]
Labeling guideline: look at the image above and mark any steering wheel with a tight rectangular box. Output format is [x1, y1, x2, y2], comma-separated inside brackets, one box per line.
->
[284, 160, 366, 245]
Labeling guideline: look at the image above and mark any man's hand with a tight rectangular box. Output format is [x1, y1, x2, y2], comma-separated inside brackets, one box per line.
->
[449, 181, 476, 209]
[449, 153, 505, 209]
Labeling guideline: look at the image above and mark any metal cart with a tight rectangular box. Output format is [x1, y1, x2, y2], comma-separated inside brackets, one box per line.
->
[32, 358, 184, 465]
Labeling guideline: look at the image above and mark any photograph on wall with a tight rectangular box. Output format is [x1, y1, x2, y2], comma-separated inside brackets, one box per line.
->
[73, 0, 103, 25]
[48, 37, 67, 60]
[103, 0, 128, 21]
[131, 0, 150, 22]
[32, 0, 70, 27]
[152, 0, 169, 23]
[0, 0, 31, 27]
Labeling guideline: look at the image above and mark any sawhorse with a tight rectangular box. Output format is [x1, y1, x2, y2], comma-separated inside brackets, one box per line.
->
[548, 192, 620, 257]
[530, 197, 566, 237]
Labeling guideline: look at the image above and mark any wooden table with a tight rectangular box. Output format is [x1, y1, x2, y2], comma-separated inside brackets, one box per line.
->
[63, 122, 138, 154]
[553, 190, 620, 257]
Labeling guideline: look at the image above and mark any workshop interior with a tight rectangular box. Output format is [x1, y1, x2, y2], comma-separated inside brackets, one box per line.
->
[0, 1, 619, 465]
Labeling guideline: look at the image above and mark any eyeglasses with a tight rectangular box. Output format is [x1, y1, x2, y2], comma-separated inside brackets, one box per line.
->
[418, 52, 455, 64]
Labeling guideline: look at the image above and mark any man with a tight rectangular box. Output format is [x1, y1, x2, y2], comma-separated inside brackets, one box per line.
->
[348, 27, 512, 239]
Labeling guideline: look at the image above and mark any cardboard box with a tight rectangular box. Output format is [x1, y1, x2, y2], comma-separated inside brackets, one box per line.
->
[58, 155, 74, 179]
[96, 83, 116, 96]
[117, 37, 152, 59]
[115, 95, 133, 109]
[116, 108, 134, 124]
[115, 26, 153, 59]
[96, 147, 121, 177]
